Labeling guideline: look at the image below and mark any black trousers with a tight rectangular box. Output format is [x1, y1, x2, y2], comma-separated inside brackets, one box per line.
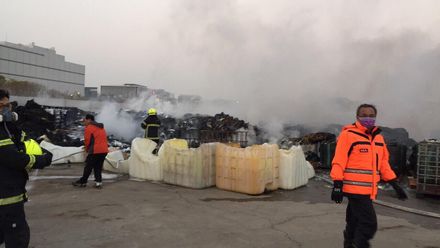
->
[149, 139, 159, 155]
[345, 196, 378, 248]
[80, 153, 107, 183]
[0, 203, 30, 248]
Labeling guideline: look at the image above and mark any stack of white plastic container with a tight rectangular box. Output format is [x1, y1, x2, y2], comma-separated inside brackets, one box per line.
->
[98, 138, 316, 195]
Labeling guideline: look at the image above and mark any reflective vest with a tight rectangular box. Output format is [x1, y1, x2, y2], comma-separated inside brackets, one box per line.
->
[24, 139, 43, 155]
[0, 137, 36, 206]
[330, 121, 396, 199]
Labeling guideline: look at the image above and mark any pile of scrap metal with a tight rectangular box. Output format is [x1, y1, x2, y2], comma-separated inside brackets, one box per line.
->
[158, 112, 249, 148]
[277, 125, 337, 169]
[279, 132, 336, 149]
[12, 99, 85, 146]
[108, 136, 131, 153]
[198, 112, 249, 147]
[301, 132, 336, 145]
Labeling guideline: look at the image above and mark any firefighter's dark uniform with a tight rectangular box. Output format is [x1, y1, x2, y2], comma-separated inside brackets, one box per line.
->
[0, 122, 51, 248]
[141, 115, 161, 145]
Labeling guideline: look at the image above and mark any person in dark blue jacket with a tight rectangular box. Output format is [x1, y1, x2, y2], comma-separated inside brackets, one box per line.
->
[0, 89, 52, 248]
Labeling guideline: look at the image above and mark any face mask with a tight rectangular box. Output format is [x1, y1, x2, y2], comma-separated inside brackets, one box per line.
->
[358, 117, 376, 129]
[0, 108, 18, 122]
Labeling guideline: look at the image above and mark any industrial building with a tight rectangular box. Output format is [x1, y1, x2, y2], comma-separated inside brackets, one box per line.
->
[100, 84, 148, 99]
[0, 41, 85, 95]
[100, 83, 178, 103]
[85, 87, 98, 99]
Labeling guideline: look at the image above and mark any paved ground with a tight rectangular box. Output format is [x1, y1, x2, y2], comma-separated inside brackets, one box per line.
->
[17, 165, 440, 248]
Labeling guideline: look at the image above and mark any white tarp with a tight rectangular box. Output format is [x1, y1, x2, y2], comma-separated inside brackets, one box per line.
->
[40, 141, 86, 165]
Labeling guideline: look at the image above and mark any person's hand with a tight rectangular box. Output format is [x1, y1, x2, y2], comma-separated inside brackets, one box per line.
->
[331, 180, 344, 203]
[43, 150, 53, 165]
[32, 149, 53, 169]
[33, 153, 52, 169]
[389, 180, 408, 200]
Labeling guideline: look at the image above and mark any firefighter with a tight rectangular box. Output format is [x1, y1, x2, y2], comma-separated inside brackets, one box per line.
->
[73, 114, 109, 189]
[330, 104, 408, 248]
[0, 89, 53, 248]
[141, 108, 161, 154]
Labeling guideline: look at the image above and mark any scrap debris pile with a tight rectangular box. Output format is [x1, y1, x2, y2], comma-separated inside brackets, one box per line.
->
[278, 130, 337, 169]
[279, 132, 336, 150]
[11, 100, 250, 149]
[160, 112, 249, 148]
[12, 100, 85, 146]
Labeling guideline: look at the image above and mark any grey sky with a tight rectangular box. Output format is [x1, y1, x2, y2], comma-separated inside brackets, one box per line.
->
[1, 0, 440, 139]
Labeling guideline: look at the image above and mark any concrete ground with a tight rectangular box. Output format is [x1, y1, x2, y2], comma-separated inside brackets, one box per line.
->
[18, 164, 440, 248]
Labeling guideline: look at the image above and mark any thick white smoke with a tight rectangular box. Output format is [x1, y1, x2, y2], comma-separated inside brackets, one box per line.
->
[95, 103, 139, 141]
[37, 0, 438, 141]
[144, 0, 440, 140]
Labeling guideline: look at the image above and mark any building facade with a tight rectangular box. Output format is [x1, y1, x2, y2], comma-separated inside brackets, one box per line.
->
[100, 84, 147, 99]
[85, 87, 98, 99]
[0, 41, 85, 95]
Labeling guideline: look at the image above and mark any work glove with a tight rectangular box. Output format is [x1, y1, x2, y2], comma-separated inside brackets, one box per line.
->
[331, 180, 344, 203]
[33, 150, 53, 169]
[42, 148, 53, 164]
[389, 180, 408, 200]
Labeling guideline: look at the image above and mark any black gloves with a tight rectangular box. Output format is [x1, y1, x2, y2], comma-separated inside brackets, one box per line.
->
[33, 150, 53, 169]
[331, 180, 344, 203]
[389, 180, 408, 200]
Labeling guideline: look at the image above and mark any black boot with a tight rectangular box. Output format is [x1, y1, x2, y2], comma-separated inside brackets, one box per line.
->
[72, 180, 87, 187]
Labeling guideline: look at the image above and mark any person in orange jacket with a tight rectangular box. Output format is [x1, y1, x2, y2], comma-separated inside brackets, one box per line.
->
[73, 114, 109, 189]
[330, 104, 407, 248]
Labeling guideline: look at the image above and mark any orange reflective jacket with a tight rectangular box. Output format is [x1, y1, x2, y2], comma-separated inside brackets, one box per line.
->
[330, 121, 396, 199]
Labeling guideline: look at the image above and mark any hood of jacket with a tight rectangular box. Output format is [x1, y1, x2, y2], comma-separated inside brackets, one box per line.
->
[89, 121, 104, 129]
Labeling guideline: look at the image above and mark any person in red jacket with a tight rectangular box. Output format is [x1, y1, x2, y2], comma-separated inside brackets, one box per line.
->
[330, 104, 407, 248]
[73, 114, 108, 189]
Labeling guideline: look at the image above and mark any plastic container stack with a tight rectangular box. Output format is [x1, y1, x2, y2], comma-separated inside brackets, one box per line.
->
[160, 139, 217, 189]
[216, 143, 279, 195]
[128, 138, 161, 181]
[44, 135, 315, 195]
[279, 146, 315, 190]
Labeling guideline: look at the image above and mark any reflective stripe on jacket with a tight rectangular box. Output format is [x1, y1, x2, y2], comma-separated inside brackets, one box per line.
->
[141, 115, 161, 139]
[330, 121, 396, 199]
[144, 124, 160, 139]
[0, 193, 27, 206]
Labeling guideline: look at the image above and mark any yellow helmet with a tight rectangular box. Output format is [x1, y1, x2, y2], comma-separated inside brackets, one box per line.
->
[148, 108, 157, 115]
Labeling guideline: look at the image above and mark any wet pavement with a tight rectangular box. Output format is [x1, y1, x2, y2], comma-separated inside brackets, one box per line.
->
[21, 164, 440, 248]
